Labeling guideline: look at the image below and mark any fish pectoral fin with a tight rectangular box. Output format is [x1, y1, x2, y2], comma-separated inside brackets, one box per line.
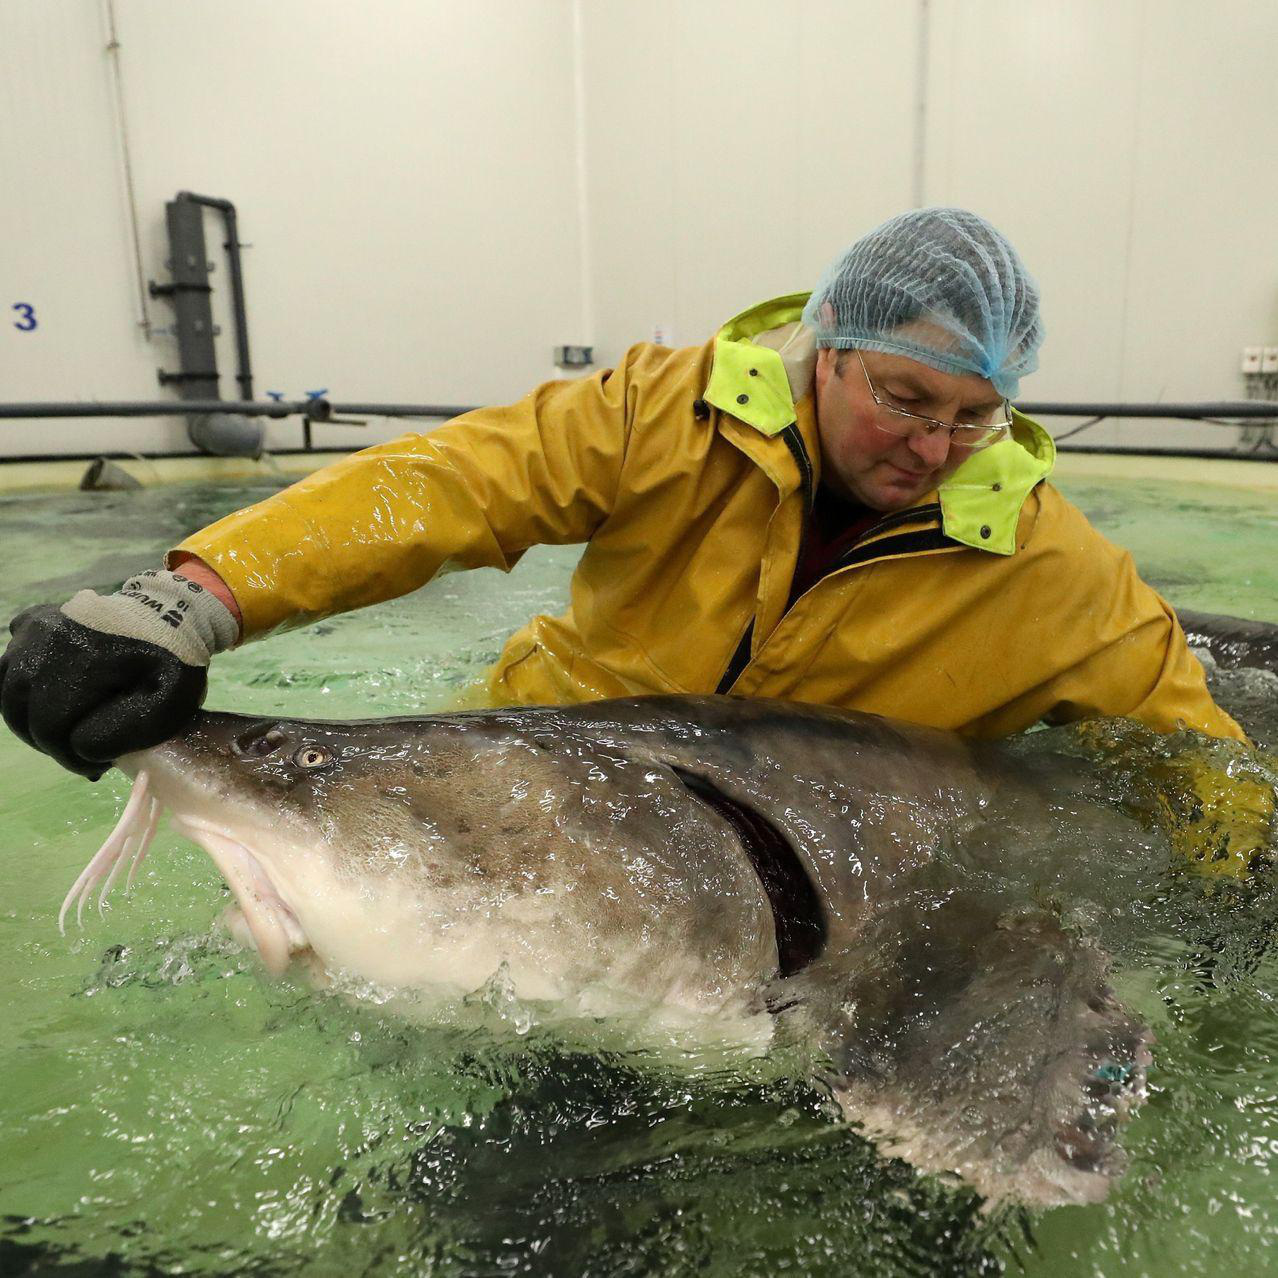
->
[791, 902, 1150, 1208]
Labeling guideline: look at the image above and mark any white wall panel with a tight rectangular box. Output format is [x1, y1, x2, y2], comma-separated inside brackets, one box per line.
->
[0, 1, 187, 454]
[578, 0, 919, 364]
[0, 0, 583, 455]
[923, 0, 1144, 427]
[924, 0, 1274, 451]
[1117, 0, 1278, 452]
[2, 1, 1274, 460]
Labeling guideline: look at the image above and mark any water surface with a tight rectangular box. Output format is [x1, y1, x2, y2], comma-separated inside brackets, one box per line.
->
[1, 470, 1276, 1276]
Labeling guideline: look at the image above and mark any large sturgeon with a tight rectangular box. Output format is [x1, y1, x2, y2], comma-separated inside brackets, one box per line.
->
[1181, 609, 1278, 675]
[62, 695, 1157, 1207]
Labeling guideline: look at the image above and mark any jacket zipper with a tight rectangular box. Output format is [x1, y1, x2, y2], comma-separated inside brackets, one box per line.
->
[715, 425, 954, 692]
[716, 423, 811, 694]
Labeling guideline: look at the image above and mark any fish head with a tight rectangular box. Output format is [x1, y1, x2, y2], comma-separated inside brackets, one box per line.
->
[124, 708, 784, 1015]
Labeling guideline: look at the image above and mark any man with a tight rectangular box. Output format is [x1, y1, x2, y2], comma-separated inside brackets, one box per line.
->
[0, 207, 1244, 781]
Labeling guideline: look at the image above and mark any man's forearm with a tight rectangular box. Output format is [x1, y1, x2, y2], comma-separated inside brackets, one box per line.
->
[168, 552, 243, 640]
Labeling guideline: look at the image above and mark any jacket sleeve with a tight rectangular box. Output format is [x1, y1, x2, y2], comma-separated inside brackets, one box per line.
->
[169, 351, 650, 638]
[1038, 528, 1246, 742]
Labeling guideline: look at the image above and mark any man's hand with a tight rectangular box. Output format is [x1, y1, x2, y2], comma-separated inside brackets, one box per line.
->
[0, 569, 239, 780]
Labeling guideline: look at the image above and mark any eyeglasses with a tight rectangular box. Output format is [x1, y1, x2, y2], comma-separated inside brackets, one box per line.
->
[855, 350, 1012, 449]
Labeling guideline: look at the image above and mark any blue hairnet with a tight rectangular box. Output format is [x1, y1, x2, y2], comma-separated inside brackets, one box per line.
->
[801, 207, 1044, 399]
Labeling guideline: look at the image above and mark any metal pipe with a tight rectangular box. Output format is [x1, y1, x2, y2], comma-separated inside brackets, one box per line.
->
[153, 198, 219, 399]
[2, 399, 1277, 422]
[0, 400, 288, 420]
[0, 400, 476, 420]
[175, 192, 254, 400]
[0, 448, 377, 466]
[318, 402, 479, 418]
[1056, 444, 1277, 461]
[3, 444, 1271, 468]
[1018, 401, 1278, 418]
[102, 0, 151, 339]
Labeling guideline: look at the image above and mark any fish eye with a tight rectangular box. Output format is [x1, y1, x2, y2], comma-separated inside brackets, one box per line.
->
[237, 726, 287, 757]
[293, 745, 333, 770]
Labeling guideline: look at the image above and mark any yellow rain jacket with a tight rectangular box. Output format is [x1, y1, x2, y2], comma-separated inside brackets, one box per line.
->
[174, 293, 1245, 743]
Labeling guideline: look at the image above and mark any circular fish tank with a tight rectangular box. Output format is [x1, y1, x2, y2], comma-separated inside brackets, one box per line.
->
[1, 453, 1276, 1276]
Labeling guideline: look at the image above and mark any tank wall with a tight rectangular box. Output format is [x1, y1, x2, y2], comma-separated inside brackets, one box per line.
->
[919, 0, 1278, 452]
[578, 0, 1278, 455]
[0, 0, 585, 456]
[2, 1, 1274, 459]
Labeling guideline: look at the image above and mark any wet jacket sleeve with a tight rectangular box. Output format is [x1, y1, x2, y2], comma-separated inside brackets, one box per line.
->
[169, 355, 646, 637]
[1038, 534, 1246, 742]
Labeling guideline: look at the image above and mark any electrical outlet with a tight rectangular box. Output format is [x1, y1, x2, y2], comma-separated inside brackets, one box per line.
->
[1242, 346, 1264, 374]
[1261, 347, 1278, 374]
[555, 345, 594, 369]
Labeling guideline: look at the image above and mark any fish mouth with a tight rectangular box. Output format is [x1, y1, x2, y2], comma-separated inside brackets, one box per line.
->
[168, 815, 308, 976]
[59, 767, 310, 977]
[670, 767, 826, 977]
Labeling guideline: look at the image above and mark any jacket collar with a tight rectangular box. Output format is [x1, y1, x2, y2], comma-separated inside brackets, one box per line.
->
[936, 412, 1054, 555]
[702, 293, 1055, 556]
[704, 293, 810, 437]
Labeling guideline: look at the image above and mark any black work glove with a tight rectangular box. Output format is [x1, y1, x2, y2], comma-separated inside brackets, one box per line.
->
[0, 569, 238, 780]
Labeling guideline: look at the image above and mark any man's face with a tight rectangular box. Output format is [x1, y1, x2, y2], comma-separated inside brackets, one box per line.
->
[812, 344, 1005, 511]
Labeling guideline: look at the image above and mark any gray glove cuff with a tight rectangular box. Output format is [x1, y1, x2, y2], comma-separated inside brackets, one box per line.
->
[61, 569, 239, 667]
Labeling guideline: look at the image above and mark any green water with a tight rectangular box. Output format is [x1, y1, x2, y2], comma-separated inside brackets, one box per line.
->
[1053, 473, 1278, 624]
[0, 472, 1276, 1276]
